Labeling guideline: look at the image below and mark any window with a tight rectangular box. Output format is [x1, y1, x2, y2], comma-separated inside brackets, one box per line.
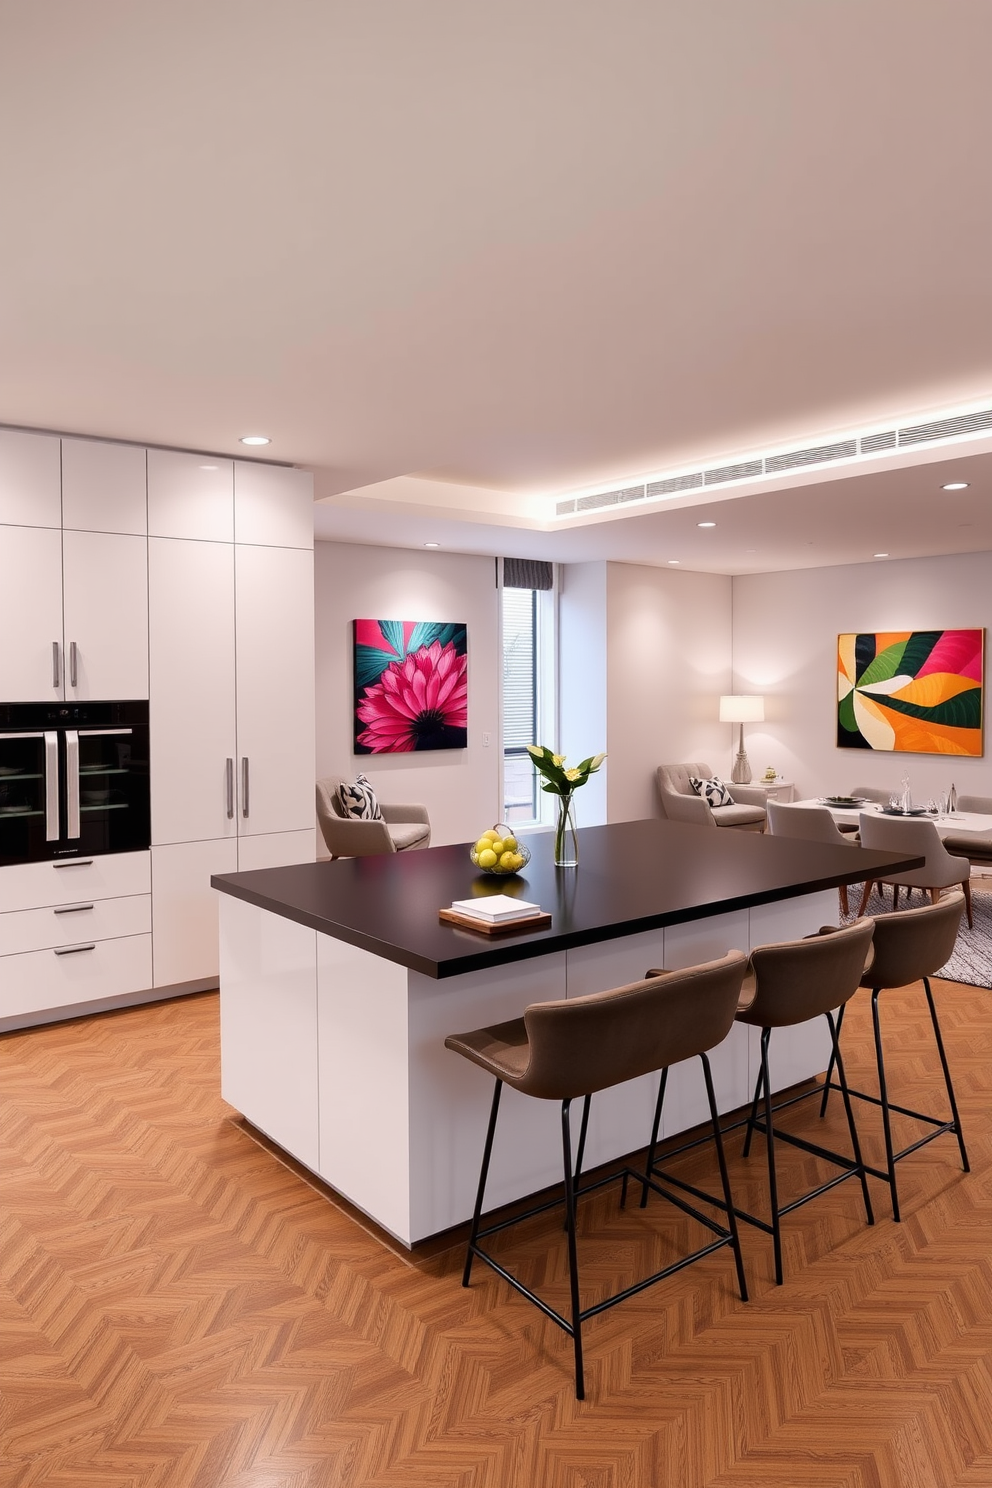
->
[500, 559, 555, 825]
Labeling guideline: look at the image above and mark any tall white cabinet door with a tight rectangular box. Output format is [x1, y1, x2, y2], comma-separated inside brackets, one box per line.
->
[148, 451, 234, 542]
[61, 530, 149, 699]
[149, 538, 237, 844]
[0, 525, 65, 700]
[151, 838, 238, 986]
[61, 439, 147, 535]
[234, 463, 313, 550]
[235, 544, 315, 838]
[0, 430, 61, 528]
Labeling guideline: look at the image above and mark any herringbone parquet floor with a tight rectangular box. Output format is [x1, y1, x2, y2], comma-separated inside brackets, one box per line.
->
[2, 979, 991, 1487]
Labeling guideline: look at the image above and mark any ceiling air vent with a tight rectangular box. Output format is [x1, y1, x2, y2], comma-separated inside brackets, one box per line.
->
[617, 484, 647, 503]
[556, 498, 576, 515]
[765, 439, 856, 473]
[898, 408, 992, 446]
[576, 489, 619, 511]
[704, 459, 763, 486]
[860, 430, 896, 453]
[646, 473, 703, 497]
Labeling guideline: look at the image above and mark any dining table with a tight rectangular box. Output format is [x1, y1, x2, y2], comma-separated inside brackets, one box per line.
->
[792, 798, 992, 846]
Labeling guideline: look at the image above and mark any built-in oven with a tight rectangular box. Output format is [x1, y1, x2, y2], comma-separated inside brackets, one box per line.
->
[0, 701, 150, 868]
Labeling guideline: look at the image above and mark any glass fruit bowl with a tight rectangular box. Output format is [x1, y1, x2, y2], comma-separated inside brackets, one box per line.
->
[470, 824, 531, 876]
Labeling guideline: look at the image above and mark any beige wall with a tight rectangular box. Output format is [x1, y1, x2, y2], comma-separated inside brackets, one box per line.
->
[314, 540, 501, 848]
[731, 550, 992, 803]
[605, 562, 735, 820]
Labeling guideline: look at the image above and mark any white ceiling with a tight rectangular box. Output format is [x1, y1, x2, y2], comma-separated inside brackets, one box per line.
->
[2, 1, 991, 572]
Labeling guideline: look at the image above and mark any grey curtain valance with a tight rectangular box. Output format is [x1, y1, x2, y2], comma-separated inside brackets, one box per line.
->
[503, 558, 553, 591]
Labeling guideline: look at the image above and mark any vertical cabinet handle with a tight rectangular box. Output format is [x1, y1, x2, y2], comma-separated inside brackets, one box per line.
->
[65, 730, 81, 839]
[241, 757, 249, 819]
[69, 641, 78, 688]
[226, 758, 234, 819]
[44, 731, 59, 841]
[52, 641, 61, 689]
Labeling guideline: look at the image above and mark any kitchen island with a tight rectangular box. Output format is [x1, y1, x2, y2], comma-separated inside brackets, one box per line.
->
[212, 819, 920, 1246]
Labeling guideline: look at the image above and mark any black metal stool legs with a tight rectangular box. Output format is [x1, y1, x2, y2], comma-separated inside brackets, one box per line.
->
[828, 1009, 875, 1229]
[870, 988, 900, 1221]
[560, 1099, 585, 1399]
[921, 976, 969, 1174]
[700, 1052, 749, 1303]
[463, 1079, 502, 1287]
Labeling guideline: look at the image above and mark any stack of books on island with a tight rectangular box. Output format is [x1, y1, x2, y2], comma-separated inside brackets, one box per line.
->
[450, 895, 544, 926]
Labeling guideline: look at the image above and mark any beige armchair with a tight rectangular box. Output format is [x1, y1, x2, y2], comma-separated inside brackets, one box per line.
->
[656, 763, 766, 831]
[316, 776, 431, 858]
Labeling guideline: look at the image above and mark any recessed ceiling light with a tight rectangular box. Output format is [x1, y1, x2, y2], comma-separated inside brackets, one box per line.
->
[199, 463, 219, 470]
[697, 520, 717, 528]
[424, 541, 440, 548]
[941, 481, 969, 490]
[239, 435, 270, 446]
[873, 552, 889, 558]
[667, 559, 680, 565]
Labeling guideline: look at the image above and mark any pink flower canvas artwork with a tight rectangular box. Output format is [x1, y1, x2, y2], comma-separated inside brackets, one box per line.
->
[353, 619, 468, 753]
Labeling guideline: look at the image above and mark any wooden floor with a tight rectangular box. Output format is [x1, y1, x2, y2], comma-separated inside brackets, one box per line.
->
[2, 979, 992, 1487]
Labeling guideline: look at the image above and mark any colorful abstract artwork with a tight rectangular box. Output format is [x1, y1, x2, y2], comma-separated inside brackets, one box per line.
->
[353, 619, 468, 753]
[837, 630, 984, 755]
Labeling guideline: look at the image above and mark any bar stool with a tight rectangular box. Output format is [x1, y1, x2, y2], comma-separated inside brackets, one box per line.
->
[643, 919, 876, 1285]
[444, 951, 748, 1400]
[819, 889, 968, 1221]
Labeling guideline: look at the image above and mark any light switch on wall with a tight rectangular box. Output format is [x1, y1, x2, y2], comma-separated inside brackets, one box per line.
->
[482, 731, 491, 746]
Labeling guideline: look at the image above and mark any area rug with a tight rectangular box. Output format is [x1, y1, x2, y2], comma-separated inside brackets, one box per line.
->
[843, 884, 992, 989]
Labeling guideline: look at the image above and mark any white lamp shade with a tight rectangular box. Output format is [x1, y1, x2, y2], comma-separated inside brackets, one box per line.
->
[719, 694, 765, 723]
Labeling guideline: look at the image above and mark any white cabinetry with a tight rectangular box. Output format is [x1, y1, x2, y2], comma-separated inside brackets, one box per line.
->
[1, 433, 315, 1027]
[147, 451, 315, 990]
[0, 432, 148, 702]
[0, 850, 152, 1027]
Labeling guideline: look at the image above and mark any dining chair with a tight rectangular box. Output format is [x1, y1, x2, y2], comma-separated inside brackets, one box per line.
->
[856, 812, 972, 927]
[766, 800, 860, 915]
[941, 794, 992, 870]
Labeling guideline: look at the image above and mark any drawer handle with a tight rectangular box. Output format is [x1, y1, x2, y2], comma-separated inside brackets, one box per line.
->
[54, 943, 96, 956]
[53, 903, 94, 915]
[53, 859, 94, 869]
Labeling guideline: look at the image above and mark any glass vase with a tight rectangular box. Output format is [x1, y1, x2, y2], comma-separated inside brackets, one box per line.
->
[554, 794, 578, 867]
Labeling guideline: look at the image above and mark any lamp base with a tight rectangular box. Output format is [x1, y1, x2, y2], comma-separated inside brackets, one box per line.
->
[731, 746, 752, 786]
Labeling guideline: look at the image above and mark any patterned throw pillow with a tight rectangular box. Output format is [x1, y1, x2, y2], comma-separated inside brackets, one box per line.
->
[339, 773, 383, 821]
[689, 775, 735, 809]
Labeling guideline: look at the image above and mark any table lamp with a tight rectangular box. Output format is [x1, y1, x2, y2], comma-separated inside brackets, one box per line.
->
[719, 695, 765, 785]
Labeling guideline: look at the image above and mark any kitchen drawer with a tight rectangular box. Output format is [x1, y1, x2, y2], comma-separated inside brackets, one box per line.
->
[0, 932, 152, 1019]
[0, 894, 151, 957]
[0, 851, 151, 913]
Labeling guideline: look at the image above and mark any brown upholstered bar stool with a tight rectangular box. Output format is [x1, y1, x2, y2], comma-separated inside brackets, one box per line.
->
[444, 951, 748, 1400]
[645, 919, 876, 1286]
[819, 889, 968, 1222]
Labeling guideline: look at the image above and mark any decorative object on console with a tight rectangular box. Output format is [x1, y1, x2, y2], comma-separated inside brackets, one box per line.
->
[353, 619, 468, 753]
[338, 773, 382, 820]
[526, 744, 606, 867]
[689, 774, 735, 809]
[837, 629, 984, 756]
[719, 694, 765, 784]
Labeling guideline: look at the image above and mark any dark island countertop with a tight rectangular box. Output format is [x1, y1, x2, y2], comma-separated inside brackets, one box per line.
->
[211, 818, 923, 980]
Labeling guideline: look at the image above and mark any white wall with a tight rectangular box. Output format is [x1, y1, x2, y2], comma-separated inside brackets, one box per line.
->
[558, 562, 609, 825]
[314, 541, 501, 847]
[606, 563, 735, 820]
[732, 550, 992, 803]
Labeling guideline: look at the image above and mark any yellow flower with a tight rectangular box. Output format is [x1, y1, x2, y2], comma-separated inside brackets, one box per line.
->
[565, 767, 581, 782]
[552, 755, 565, 767]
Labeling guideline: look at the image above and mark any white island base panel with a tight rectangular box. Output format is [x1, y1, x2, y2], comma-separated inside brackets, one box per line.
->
[218, 890, 837, 1247]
